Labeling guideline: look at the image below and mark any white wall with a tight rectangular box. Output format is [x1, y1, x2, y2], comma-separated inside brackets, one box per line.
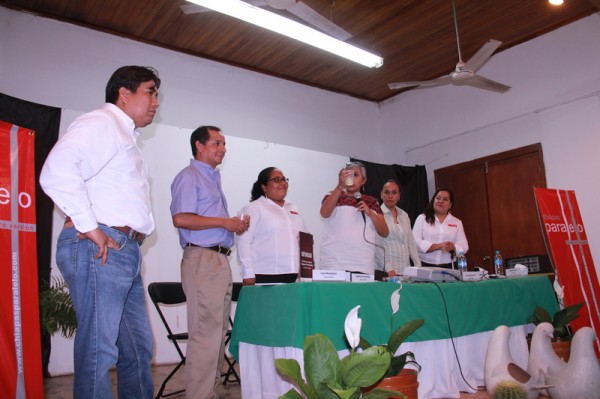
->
[380, 13, 600, 290]
[0, 7, 380, 161]
[2, 6, 599, 375]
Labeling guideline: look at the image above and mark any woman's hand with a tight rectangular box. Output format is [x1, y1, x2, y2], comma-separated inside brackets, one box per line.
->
[337, 168, 351, 191]
[443, 241, 456, 253]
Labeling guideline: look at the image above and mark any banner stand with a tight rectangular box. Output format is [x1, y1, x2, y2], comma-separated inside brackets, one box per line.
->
[534, 187, 600, 355]
[0, 121, 43, 398]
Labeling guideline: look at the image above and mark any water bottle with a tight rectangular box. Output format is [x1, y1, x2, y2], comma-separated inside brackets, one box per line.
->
[494, 250, 504, 276]
[457, 252, 467, 274]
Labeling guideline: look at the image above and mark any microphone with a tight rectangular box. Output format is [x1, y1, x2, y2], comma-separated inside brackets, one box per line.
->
[353, 191, 366, 223]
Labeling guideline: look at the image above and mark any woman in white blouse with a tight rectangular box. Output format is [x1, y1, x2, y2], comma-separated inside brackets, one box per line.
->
[236, 167, 307, 285]
[412, 188, 468, 269]
[376, 180, 422, 277]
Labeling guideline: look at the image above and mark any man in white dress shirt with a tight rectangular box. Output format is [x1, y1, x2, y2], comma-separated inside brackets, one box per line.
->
[40, 66, 160, 399]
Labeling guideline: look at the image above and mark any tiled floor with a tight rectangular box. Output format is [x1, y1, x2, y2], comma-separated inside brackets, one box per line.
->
[44, 364, 549, 399]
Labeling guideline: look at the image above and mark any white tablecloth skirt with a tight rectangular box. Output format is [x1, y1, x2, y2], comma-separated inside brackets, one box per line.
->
[238, 325, 530, 399]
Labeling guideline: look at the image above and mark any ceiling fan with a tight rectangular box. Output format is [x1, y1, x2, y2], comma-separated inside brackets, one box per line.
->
[181, 0, 352, 41]
[388, 0, 510, 93]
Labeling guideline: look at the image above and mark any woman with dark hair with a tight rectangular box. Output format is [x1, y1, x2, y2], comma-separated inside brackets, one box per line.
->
[319, 161, 388, 275]
[236, 167, 307, 285]
[412, 188, 468, 269]
[376, 180, 422, 277]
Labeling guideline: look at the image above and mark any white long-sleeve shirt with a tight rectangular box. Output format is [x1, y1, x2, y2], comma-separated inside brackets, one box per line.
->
[412, 213, 468, 265]
[236, 196, 307, 279]
[376, 205, 421, 274]
[40, 103, 154, 234]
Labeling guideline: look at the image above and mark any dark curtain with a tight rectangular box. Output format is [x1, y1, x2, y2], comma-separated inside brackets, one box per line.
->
[0, 92, 61, 377]
[351, 157, 429, 226]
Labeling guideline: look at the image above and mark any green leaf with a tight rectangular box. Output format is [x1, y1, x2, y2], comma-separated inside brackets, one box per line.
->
[531, 303, 585, 339]
[531, 306, 553, 324]
[276, 358, 319, 399]
[388, 319, 424, 353]
[328, 385, 361, 399]
[39, 277, 77, 338]
[553, 302, 584, 325]
[278, 388, 306, 399]
[304, 334, 341, 388]
[364, 387, 407, 399]
[387, 352, 409, 377]
[340, 346, 390, 388]
[276, 358, 304, 386]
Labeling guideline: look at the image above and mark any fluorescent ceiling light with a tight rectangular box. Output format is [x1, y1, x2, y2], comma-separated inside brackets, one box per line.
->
[186, 0, 383, 68]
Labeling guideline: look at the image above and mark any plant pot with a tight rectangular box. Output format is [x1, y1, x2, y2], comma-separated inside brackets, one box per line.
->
[363, 369, 419, 399]
[551, 339, 571, 362]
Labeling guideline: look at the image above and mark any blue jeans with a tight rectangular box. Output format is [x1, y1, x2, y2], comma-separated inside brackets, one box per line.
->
[56, 225, 153, 399]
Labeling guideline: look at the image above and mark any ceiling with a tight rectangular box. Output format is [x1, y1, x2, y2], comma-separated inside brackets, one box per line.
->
[2, 0, 599, 102]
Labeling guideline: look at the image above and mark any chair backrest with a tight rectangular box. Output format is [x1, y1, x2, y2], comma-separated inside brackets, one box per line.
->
[148, 282, 186, 305]
[148, 282, 188, 361]
[232, 282, 243, 303]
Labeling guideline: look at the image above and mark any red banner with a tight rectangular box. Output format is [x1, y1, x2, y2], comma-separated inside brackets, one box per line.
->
[534, 187, 600, 354]
[0, 121, 43, 398]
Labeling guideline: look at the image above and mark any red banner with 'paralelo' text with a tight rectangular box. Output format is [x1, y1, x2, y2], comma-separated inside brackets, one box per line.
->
[0, 121, 43, 398]
[534, 187, 600, 355]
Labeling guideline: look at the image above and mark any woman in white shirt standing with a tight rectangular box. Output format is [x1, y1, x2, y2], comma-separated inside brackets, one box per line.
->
[376, 180, 422, 277]
[412, 188, 468, 269]
[236, 167, 307, 285]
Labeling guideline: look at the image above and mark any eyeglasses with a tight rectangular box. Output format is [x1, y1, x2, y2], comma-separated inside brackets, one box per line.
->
[267, 177, 289, 184]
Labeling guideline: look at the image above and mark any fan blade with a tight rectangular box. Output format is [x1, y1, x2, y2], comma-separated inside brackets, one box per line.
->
[463, 74, 510, 93]
[288, 2, 352, 41]
[388, 76, 453, 90]
[463, 39, 502, 73]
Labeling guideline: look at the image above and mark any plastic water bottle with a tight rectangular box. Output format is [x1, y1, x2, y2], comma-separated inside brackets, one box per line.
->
[457, 252, 467, 274]
[494, 250, 504, 276]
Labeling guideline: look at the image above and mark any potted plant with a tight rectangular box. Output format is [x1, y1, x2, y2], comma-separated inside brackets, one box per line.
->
[528, 301, 585, 361]
[39, 276, 77, 338]
[275, 288, 423, 399]
[39, 276, 77, 377]
[359, 289, 423, 399]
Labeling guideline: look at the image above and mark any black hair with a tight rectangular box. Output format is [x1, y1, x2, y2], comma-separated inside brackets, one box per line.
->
[250, 167, 277, 201]
[190, 126, 221, 156]
[424, 188, 454, 225]
[105, 66, 160, 104]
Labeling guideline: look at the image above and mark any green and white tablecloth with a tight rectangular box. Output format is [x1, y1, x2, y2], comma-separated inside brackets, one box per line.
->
[230, 275, 558, 359]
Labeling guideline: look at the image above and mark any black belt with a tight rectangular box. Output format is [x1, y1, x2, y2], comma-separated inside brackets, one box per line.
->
[186, 243, 232, 256]
[64, 217, 146, 245]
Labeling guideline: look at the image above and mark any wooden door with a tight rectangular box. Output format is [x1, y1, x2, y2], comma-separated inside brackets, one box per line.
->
[435, 163, 492, 270]
[435, 144, 547, 272]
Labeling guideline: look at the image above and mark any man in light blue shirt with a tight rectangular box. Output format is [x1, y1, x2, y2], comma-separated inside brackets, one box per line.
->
[170, 125, 248, 399]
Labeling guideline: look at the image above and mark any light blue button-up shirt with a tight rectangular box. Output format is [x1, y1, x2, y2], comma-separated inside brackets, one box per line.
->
[170, 159, 233, 248]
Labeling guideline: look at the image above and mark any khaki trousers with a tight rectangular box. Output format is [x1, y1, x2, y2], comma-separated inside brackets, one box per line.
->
[181, 247, 232, 399]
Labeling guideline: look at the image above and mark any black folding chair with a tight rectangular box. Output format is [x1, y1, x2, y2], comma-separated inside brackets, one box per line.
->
[222, 282, 243, 385]
[148, 282, 188, 399]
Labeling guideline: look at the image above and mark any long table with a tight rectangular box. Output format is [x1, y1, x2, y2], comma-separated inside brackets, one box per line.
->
[230, 276, 558, 399]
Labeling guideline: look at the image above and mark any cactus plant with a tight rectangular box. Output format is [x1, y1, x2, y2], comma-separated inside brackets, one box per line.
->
[492, 381, 527, 399]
